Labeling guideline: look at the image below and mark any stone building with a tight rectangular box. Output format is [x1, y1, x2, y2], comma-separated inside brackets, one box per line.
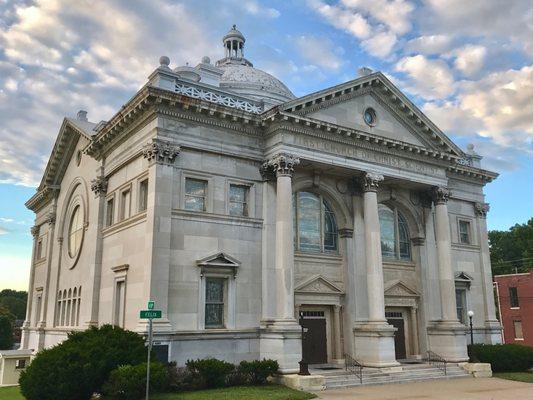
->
[21, 26, 501, 372]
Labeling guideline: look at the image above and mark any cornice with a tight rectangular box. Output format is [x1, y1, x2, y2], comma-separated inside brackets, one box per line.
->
[447, 164, 498, 184]
[25, 186, 59, 212]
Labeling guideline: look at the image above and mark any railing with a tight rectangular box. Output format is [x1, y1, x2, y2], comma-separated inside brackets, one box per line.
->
[426, 350, 447, 375]
[344, 353, 363, 384]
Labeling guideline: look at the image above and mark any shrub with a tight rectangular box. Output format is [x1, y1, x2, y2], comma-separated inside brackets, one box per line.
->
[238, 359, 279, 384]
[19, 325, 148, 400]
[167, 365, 205, 392]
[102, 362, 168, 400]
[468, 344, 533, 372]
[185, 358, 234, 388]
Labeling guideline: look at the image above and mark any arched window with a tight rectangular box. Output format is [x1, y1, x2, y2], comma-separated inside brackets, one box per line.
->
[378, 204, 411, 261]
[294, 192, 338, 253]
[68, 205, 84, 258]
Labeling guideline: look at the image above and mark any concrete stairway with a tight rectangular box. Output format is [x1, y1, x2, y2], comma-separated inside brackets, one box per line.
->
[315, 362, 471, 389]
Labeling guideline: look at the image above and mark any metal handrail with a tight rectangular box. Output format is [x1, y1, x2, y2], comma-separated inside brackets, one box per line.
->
[344, 353, 363, 384]
[426, 350, 447, 375]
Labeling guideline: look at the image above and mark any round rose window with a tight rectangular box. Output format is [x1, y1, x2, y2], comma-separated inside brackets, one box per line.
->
[363, 107, 377, 126]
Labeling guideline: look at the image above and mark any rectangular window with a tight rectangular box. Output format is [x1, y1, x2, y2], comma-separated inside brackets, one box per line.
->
[185, 178, 207, 212]
[120, 189, 131, 221]
[205, 278, 225, 328]
[36, 238, 43, 260]
[106, 197, 114, 227]
[15, 359, 26, 369]
[229, 184, 248, 216]
[509, 287, 519, 308]
[455, 289, 466, 324]
[139, 179, 148, 212]
[514, 320, 523, 339]
[459, 220, 471, 244]
[34, 294, 42, 326]
[114, 280, 126, 328]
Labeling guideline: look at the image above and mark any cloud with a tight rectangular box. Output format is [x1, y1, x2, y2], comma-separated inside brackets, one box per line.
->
[308, 0, 371, 40]
[404, 35, 452, 55]
[395, 55, 455, 99]
[293, 35, 343, 70]
[242, 1, 280, 18]
[361, 30, 397, 59]
[449, 45, 487, 76]
[0, 227, 9, 235]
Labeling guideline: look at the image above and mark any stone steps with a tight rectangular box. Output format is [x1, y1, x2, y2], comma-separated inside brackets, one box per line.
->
[322, 363, 471, 389]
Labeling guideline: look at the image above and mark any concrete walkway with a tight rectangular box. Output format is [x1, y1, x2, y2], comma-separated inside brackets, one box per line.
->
[316, 377, 532, 400]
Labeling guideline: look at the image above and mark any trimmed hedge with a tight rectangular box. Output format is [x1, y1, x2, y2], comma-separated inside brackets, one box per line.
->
[185, 358, 235, 388]
[238, 359, 279, 384]
[102, 362, 169, 400]
[19, 325, 148, 400]
[468, 344, 533, 372]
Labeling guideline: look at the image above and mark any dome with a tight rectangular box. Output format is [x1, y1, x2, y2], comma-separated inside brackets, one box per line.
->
[218, 63, 295, 106]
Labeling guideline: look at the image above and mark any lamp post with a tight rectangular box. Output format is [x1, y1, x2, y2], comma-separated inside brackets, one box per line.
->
[298, 311, 310, 376]
[467, 310, 474, 346]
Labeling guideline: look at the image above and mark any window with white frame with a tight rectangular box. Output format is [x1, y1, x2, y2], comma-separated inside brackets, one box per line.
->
[34, 294, 42, 326]
[68, 205, 84, 258]
[509, 287, 519, 308]
[455, 288, 467, 324]
[378, 204, 411, 261]
[229, 184, 249, 216]
[293, 191, 338, 253]
[459, 219, 472, 244]
[514, 320, 523, 339]
[205, 278, 225, 328]
[185, 178, 207, 211]
[56, 286, 81, 327]
[114, 280, 126, 328]
[138, 179, 148, 212]
[120, 188, 131, 221]
[106, 197, 114, 227]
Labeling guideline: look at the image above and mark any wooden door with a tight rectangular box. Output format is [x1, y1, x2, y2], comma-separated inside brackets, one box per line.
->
[302, 318, 328, 364]
[387, 318, 407, 359]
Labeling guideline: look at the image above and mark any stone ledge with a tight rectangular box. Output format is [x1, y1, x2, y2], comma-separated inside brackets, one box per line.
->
[460, 362, 492, 378]
[272, 374, 325, 391]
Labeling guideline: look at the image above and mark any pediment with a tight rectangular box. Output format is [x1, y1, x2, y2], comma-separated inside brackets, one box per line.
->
[196, 252, 241, 268]
[295, 275, 343, 295]
[280, 72, 463, 157]
[455, 271, 473, 281]
[384, 280, 420, 297]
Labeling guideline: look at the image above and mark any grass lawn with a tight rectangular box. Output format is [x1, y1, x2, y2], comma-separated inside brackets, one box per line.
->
[494, 372, 533, 383]
[0, 386, 23, 400]
[151, 385, 316, 400]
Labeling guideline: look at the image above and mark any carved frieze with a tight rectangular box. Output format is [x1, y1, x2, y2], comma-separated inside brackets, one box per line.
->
[474, 202, 490, 218]
[91, 176, 108, 197]
[142, 138, 181, 165]
[263, 152, 300, 178]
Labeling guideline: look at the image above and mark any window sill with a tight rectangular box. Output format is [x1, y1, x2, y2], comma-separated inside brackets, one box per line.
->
[510, 307, 520, 310]
[383, 260, 415, 267]
[514, 338, 524, 341]
[294, 252, 343, 262]
[451, 243, 481, 251]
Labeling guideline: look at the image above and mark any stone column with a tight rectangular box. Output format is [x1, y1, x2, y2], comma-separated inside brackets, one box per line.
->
[410, 307, 420, 357]
[333, 305, 343, 360]
[353, 172, 398, 367]
[20, 225, 40, 349]
[137, 138, 180, 333]
[475, 202, 502, 343]
[259, 153, 301, 374]
[426, 187, 468, 361]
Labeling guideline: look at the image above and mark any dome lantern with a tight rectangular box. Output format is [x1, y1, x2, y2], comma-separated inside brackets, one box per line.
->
[217, 25, 252, 67]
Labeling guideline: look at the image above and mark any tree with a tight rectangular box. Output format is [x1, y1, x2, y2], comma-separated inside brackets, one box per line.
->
[0, 306, 15, 349]
[0, 289, 28, 320]
[489, 218, 533, 275]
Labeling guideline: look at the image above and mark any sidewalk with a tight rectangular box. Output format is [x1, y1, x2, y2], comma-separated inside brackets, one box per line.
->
[316, 377, 532, 400]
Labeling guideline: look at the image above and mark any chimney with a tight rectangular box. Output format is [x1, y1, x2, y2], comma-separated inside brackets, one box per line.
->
[358, 67, 373, 77]
[77, 110, 88, 122]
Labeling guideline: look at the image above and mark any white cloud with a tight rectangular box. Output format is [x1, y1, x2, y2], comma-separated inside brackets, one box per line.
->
[242, 1, 280, 18]
[395, 55, 455, 99]
[341, 0, 415, 35]
[404, 35, 452, 55]
[450, 45, 487, 76]
[308, 0, 371, 39]
[361, 30, 397, 59]
[0, 227, 8, 235]
[294, 35, 343, 70]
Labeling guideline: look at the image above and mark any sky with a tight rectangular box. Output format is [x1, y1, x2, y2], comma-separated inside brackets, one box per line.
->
[0, 0, 532, 290]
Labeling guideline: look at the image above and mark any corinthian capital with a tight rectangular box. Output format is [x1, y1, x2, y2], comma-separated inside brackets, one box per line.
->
[31, 225, 39, 237]
[431, 186, 451, 205]
[91, 176, 108, 198]
[474, 202, 490, 218]
[264, 152, 300, 178]
[362, 172, 384, 192]
[142, 138, 180, 165]
[46, 209, 56, 226]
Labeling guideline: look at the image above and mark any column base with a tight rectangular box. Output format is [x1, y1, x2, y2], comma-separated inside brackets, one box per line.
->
[353, 322, 399, 367]
[483, 320, 503, 344]
[260, 319, 301, 374]
[427, 320, 468, 362]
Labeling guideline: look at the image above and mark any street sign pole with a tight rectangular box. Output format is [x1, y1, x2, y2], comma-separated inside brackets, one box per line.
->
[146, 317, 152, 400]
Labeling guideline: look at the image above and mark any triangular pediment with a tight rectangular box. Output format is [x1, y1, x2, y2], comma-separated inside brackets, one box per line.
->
[279, 72, 463, 157]
[295, 275, 343, 294]
[196, 252, 241, 268]
[384, 280, 420, 297]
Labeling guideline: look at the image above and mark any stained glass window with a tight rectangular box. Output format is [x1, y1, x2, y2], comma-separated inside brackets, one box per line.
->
[68, 205, 83, 258]
[378, 204, 411, 261]
[205, 278, 224, 328]
[185, 178, 207, 211]
[294, 192, 338, 253]
[229, 184, 248, 216]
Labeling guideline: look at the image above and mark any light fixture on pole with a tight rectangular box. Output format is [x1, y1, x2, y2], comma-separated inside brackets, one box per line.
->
[467, 310, 474, 346]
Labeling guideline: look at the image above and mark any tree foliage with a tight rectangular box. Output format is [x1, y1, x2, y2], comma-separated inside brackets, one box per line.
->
[489, 218, 533, 276]
[0, 307, 14, 349]
[0, 289, 28, 319]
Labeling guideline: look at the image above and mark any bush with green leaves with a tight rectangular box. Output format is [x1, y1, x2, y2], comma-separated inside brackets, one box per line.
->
[468, 343, 533, 372]
[238, 359, 279, 384]
[185, 358, 235, 388]
[19, 325, 148, 400]
[102, 362, 169, 400]
[0, 307, 14, 350]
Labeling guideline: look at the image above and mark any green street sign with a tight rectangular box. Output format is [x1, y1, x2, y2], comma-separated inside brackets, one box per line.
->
[148, 301, 155, 310]
[140, 310, 162, 319]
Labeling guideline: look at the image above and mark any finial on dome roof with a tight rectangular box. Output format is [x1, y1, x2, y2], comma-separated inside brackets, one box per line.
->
[159, 56, 170, 69]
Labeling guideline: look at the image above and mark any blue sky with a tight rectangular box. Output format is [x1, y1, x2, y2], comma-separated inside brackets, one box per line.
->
[0, 0, 532, 290]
